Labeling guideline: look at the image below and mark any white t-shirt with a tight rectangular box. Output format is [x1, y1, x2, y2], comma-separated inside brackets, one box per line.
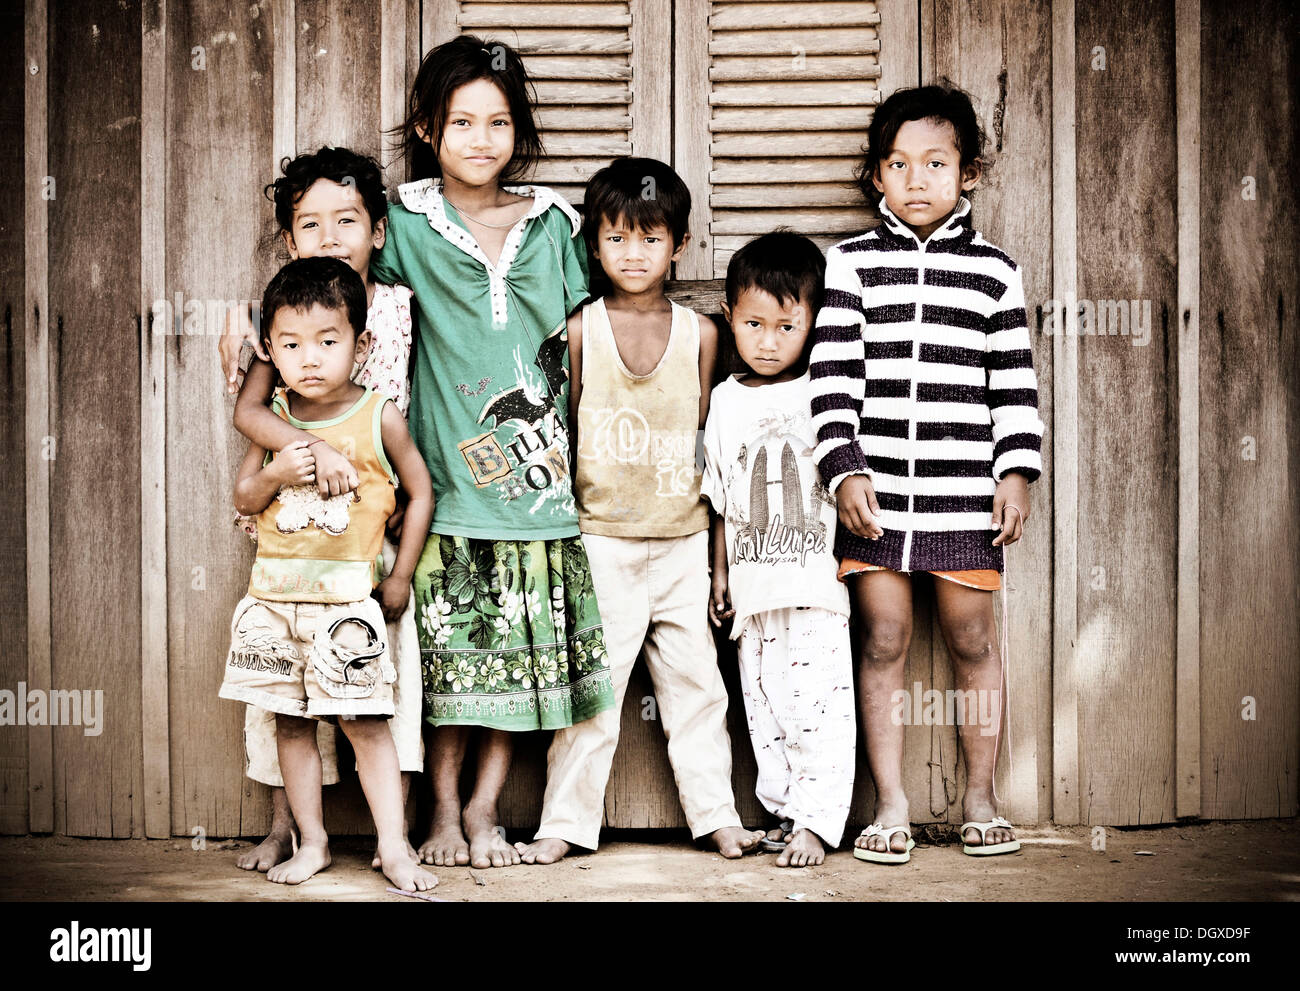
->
[701, 371, 850, 638]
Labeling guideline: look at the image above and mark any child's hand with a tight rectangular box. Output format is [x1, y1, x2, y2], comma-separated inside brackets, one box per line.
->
[220, 305, 268, 395]
[312, 442, 359, 497]
[837, 475, 884, 540]
[270, 440, 316, 486]
[992, 473, 1031, 546]
[708, 574, 734, 628]
[374, 574, 411, 622]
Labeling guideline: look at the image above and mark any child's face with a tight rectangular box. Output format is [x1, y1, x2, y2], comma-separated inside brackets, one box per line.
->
[284, 179, 386, 280]
[266, 304, 371, 402]
[593, 214, 686, 294]
[722, 287, 814, 384]
[425, 78, 516, 188]
[872, 117, 980, 240]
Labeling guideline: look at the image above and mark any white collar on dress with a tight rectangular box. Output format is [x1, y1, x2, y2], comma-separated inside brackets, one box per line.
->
[877, 195, 972, 244]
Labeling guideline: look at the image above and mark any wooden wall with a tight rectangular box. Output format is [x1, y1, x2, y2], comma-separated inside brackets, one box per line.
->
[5, 0, 1296, 838]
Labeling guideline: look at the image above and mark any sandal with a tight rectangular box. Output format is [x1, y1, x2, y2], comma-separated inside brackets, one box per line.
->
[759, 820, 794, 853]
[853, 822, 915, 864]
[960, 816, 1021, 856]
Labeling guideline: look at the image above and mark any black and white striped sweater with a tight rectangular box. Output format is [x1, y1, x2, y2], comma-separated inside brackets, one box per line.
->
[809, 196, 1044, 573]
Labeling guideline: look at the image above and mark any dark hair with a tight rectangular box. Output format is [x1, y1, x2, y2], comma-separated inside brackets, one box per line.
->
[264, 146, 388, 234]
[582, 157, 692, 254]
[261, 257, 367, 344]
[855, 82, 987, 206]
[396, 35, 543, 183]
[724, 230, 826, 314]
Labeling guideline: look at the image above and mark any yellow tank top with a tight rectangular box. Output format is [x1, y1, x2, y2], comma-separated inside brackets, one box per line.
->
[249, 387, 397, 603]
[574, 298, 709, 538]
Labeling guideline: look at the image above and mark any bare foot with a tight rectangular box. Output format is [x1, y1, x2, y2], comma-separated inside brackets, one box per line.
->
[237, 830, 295, 872]
[463, 803, 520, 868]
[776, 828, 826, 868]
[379, 841, 438, 892]
[418, 807, 471, 867]
[372, 838, 420, 870]
[266, 841, 331, 885]
[709, 826, 766, 859]
[514, 837, 571, 865]
[854, 795, 910, 856]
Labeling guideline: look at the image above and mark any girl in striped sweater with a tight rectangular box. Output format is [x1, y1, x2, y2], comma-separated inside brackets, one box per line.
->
[809, 84, 1044, 863]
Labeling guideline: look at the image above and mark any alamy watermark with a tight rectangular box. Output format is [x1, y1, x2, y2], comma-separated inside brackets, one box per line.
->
[1040, 294, 1152, 346]
[890, 682, 1001, 736]
[0, 682, 104, 736]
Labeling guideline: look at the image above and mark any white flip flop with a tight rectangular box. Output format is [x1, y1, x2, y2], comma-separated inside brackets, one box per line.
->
[961, 816, 1021, 856]
[853, 822, 916, 864]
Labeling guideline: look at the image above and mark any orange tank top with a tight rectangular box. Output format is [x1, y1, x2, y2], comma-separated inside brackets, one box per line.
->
[249, 387, 397, 603]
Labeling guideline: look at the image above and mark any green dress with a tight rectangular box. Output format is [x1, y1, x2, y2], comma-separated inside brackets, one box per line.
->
[371, 179, 615, 731]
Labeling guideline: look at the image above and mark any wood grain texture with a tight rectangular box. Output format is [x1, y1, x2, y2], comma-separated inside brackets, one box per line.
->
[1075, 0, 1178, 825]
[296, 0, 383, 157]
[1050, 0, 1079, 826]
[47, 0, 144, 837]
[672, 0, 712, 278]
[165, 0, 277, 839]
[1173, 0, 1200, 820]
[629, 0, 670, 160]
[929, 0, 1055, 824]
[141, 0, 172, 840]
[1197, 0, 1299, 820]
[2, 0, 30, 835]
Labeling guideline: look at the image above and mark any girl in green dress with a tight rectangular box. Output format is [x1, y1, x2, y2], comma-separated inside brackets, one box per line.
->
[371, 35, 615, 871]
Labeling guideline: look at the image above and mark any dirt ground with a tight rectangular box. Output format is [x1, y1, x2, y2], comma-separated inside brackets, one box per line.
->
[2, 819, 1297, 901]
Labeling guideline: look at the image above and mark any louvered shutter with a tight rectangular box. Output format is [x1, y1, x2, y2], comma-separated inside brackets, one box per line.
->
[675, 0, 882, 278]
[425, 0, 671, 210]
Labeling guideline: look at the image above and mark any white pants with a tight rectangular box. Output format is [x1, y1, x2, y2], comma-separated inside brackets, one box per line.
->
[534, 530, 742, 849]
[243, 537, 424, 786]
[736, 606, 855, 847]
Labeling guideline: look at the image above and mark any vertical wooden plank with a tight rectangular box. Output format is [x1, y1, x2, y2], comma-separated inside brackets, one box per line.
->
[1173, 0, 1200, 821]
[928, 0, 1054, 825]
[24, 0, 51, 839]
[167, 0, 277, 839]
[877, 0, 919, 95]
[141, 0, 172, 840]
[1050, 0, 1078, 825]
[629, 0, 671, 159]
[296, 0, 382, 156]
[379, 0, 409, 175]
[273, 0, 295, 168]
[422, 0, 458, 54]
[1075, 0, 1178, 826]
[672, 0, 712, 278]
[1198, 0, 1299, 820]
[1, 0, 30, 836]
[47, 0, 144, 837]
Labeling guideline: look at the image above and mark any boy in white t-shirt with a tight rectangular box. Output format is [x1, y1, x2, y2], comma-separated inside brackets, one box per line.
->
[703, 232, 855, 867]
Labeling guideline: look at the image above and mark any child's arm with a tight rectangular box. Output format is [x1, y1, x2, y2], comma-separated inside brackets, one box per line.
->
[707, 508, 734, 628]
[565, 308, 584, 466]
[696, 313, 720, 428]
[374, 401, 434, 621]
[232, 439, 315, 517]
[220, 303, 268, 395]
[809, 245, 882, 541]
[232, 361, 360, 497]
[986, 264, 1044, 546]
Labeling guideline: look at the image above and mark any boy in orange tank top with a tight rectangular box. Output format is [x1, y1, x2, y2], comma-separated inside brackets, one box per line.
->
[220, 257, 436, 892]
[516, 159, 764, 863]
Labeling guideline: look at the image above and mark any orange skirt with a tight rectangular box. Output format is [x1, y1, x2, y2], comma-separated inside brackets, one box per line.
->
[837, 558, 1001, 591]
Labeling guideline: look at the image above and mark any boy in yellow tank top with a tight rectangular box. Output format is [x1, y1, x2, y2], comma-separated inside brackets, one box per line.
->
[516, 159, 764, 863]
[220, 257, 436, 892]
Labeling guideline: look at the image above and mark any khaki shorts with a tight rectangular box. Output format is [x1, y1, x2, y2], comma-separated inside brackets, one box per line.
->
[220, 595, 396, 719]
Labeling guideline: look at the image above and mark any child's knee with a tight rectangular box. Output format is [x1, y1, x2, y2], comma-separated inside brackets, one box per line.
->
[945, 618, 998, 665]
[274, 713, 319, 740]
[856, 619, 910, 666]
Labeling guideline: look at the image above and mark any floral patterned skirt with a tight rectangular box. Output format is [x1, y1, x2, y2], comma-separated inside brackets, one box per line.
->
[413, 533, 616, 731]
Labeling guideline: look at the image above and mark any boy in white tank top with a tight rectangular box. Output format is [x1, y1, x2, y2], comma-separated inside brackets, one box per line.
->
[516, 158, 764, 863]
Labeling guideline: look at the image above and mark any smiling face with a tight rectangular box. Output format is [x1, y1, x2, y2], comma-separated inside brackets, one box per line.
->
[723, 287, 814, 384]
[593, 213, 686, 294]
[425, 77, 516, 189]
[873, 117, 980, 241]
[283, 179, 386, 278]
[266, 303, 371, 401]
